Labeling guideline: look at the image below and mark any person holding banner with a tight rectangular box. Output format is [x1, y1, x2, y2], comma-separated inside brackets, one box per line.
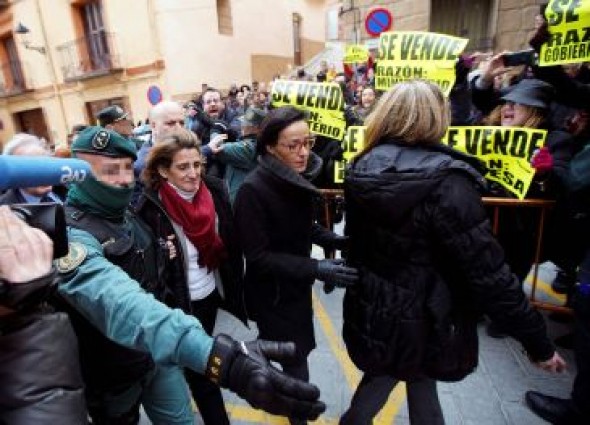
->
[234, 106, 358, 425]
[340, 80, 565, 425]
[480, 78, 576, 287]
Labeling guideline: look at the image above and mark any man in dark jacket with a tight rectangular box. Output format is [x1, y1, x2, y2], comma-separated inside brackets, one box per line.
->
[208, 106, 267, 203]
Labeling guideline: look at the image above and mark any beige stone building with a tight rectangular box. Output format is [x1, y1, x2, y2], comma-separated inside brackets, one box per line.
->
[0, 0, 327, 147]
[330, 0, 546, 53]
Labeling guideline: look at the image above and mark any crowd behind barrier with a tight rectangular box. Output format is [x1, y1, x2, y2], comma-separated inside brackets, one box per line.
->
[3, 2, 590, 422]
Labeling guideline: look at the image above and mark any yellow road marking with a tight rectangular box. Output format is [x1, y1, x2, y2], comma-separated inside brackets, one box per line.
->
[525, 273, 566, 305]
[313, 290, 407, 424]
[312, 291, 361, 389]
[224, 270, 561, 424]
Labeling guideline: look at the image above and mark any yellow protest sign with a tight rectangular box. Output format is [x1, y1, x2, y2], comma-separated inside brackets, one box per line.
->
[334, 126, 366, 183]
[441, 126, 547, 199]
[333, 125, 546, 198]
[343, 44, 370, 64]
[271, 80, 346, 141]
[540, 0, 590, 66]
[375, 31, 469, 96]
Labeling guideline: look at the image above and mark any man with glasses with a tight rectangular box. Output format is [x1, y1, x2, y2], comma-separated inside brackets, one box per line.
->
[195, 88, 240, 178]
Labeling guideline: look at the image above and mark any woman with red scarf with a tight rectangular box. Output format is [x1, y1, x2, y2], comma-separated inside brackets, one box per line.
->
[136, 127, 247, 425]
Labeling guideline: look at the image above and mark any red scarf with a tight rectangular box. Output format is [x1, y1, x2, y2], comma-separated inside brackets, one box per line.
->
[159, 181, 226, 271]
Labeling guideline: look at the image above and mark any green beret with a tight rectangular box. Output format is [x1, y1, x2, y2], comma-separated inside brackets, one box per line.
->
[71, 126, 137, 160]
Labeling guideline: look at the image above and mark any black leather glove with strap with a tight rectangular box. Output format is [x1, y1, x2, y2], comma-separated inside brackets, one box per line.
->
[316, 259, 359, 288]
[206, 334, 326, 421]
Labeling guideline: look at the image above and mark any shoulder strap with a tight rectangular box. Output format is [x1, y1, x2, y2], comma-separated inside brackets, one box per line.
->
[64, 205, 118, 247]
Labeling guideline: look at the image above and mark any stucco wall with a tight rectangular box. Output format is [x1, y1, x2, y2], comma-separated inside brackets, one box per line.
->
[0, 0, 328, 145]
[156, 0, 327, 95]
[495, 0, 546, 51]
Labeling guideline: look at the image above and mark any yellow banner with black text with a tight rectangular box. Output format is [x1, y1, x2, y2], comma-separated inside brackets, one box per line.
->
[334, 126, 546, 199]
[442, 127, 546, 199]
[376, 31, 469, 96]
[271, 80, 346, 141]
[334, 126, 366, 183]
[540, 0, 590, 66]
[343, 44, 370, 64]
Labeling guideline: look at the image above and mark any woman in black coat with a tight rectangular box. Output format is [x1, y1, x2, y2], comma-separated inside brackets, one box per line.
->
[136, 128, 247, 425]
[341, 80, 565, 424]
[233, 106, 358, 425]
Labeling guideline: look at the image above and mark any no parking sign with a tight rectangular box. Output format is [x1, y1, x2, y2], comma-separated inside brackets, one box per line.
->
[147, 85, 163, 105]
[365, 7, 393, 37]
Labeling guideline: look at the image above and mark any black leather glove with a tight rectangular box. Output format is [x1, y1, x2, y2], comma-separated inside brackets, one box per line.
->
[206, 334, 326, 421]
[316, 259, 359, 288]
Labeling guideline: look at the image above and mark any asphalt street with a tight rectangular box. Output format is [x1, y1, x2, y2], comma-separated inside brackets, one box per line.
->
[140, 251, 575, 424]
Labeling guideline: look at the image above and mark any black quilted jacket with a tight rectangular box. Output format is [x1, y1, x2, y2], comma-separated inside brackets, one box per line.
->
[343, 140, 554, 381]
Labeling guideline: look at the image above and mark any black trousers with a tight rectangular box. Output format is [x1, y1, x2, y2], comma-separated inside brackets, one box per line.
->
[340, 374, 444, 425]
[184, 290, 230, 425]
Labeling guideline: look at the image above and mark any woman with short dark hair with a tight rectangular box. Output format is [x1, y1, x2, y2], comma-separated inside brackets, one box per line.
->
[234, 106, 358, 425]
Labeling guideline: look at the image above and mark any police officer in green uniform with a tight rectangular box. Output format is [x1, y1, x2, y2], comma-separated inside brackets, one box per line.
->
[56, 127, 326, 424]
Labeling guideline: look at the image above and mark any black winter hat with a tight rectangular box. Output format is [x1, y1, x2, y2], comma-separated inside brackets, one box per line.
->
[501, 78, 554, 109]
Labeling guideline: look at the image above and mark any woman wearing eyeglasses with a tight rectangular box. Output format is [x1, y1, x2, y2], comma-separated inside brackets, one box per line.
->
[233, 106, 359, 425]
[136, 128, 247, 425]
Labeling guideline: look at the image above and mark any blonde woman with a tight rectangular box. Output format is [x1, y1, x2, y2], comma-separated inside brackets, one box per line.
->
[341, 80, 565, 424]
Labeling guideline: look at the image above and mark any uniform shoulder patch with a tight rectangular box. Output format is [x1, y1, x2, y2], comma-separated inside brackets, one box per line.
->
[56, 242, 88, 273]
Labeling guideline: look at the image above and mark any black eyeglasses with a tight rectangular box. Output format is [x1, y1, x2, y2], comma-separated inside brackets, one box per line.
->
[277, 136, 316, 153]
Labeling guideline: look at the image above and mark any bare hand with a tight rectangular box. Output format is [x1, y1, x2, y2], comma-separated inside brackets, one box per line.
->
[208, 133, 228, 154]
[480, 52, 511, 86]
[536, 352, 567, 373]
[0, 206, 53, 283]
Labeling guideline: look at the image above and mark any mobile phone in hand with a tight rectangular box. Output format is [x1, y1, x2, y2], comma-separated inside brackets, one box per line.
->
[502, 50, 537, 67]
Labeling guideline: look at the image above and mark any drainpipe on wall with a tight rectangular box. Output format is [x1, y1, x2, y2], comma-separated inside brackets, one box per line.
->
[35, 0, 68, 146]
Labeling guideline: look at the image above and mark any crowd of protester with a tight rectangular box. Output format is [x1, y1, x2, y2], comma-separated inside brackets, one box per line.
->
[2, 2, 590, 422]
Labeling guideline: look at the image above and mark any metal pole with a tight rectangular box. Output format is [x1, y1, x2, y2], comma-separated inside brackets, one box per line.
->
[35, 0, 68, 146]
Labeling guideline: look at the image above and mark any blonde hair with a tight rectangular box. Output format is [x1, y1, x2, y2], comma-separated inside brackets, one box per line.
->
[483, 104, 545, 129]
[361, 80, 450, 157]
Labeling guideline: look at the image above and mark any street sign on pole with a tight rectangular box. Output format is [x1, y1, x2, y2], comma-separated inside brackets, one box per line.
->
[147, 85, 163, 105]
[364, 7, 393, 38]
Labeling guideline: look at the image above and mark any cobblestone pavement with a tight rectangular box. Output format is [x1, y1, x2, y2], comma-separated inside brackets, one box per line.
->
[142, 259, 575, 425]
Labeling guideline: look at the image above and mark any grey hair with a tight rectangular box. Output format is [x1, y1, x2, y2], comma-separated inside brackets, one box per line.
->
[3, 133, 47, 155]
[149, 100, 183, 122]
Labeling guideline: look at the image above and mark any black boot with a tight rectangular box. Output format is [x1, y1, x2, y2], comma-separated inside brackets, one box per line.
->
[525, 391, 582, 424]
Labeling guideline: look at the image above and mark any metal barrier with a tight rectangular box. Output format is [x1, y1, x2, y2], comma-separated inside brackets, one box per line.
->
[319, 189, 571, 314]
